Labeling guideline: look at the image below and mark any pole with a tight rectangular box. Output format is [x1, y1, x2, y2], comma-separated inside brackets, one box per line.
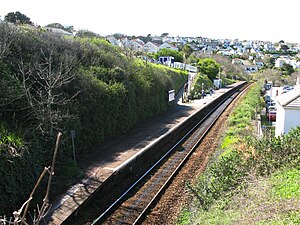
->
[71, 130, 76, 165]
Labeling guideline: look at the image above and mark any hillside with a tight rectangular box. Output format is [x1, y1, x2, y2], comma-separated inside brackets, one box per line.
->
[0, 23, 187, 215]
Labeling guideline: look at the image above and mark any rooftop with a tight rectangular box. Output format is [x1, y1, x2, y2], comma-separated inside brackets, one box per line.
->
[276, 87, 300, 108]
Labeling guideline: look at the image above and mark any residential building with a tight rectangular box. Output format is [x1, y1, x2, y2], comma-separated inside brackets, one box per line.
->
[275, 82, 300, 136]
[143, 41, 159, 53]
[232, 58, 244, 65]
[253, 59, 264, 68]
[159, 42, 178, 51]
[44, 27, 73, 36]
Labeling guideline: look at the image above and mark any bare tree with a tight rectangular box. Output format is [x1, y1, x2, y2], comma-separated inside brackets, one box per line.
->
[284, 71, 300, 85]
[16, 34, 80, 135]
[0, 132, 62, 225]
[0, 22, 16, 62]
[261, 68, 282, 86]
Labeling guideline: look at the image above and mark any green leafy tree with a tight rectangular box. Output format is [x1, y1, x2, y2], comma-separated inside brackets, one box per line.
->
[263, 55, 275, 69]
[198, 58, 220, 81]
[182, 44, 194, 61]
[280, 63, 294, 76]
[154, 48, 184, 62]
[76, 30, 98, 38]
[4, 11, 33, 25]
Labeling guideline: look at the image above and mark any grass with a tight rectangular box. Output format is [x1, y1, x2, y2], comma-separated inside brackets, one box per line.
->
[176, 83, 300, 225]
[270, 168, 300, 200]
[189, 170, 300, 225]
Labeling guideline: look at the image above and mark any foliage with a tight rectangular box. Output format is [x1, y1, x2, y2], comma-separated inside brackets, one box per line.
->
[154, 48, 184, 62]
[280, 62, 295, 76]
[263, 55, 275, 69]
[197, 58, 220, 81]
[270, 168, 300, 199]
[76, 29, 99, 38]
[182, 44, 193, 60]
[4, 11, 33, 25]
[0, 23, 187, 214]
[176, 208, 193, 225]
[190, 74, 213, 99]
[181, 83, 300, 224]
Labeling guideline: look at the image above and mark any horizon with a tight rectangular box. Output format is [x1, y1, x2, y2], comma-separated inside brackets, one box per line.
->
[1, 0, 300, 44]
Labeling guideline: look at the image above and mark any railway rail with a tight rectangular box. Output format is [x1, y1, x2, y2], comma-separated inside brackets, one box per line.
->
[88, 86, 245, 224]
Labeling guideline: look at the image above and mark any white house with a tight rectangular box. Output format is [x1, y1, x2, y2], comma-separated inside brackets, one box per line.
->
[44, 27, 73, 36]
[159, 43, 178, 51]
[243, 65, 259, 73]
[130, 40, 144, 52]
[275, 83, 300, 136]
[275, 58, 286, 67]
[106, 36, 124, 48]
[143, 41, 159, 53]
[253, 59, 264, 68]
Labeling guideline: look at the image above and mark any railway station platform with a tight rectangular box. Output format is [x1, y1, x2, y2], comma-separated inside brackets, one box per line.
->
[47, 84, 240, 224]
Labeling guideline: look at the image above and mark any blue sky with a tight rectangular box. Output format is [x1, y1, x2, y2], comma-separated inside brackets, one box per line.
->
[1, 0, 300, 43]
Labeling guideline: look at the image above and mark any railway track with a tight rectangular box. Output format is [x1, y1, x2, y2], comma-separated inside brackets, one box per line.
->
[90, 87, 244, 224]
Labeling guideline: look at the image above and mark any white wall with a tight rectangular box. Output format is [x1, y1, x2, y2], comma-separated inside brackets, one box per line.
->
[275, 104, 285, 136]
[284, 108, 300, 133]
[276, 107, 300, 136]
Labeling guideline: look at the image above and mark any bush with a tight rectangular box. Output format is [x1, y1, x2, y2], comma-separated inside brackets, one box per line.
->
[0, 24, 188, 214]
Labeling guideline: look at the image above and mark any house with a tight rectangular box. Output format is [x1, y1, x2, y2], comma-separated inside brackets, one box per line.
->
[159, 56, 174, 67]
[232, 58, 244, 65]
[44, 27, 73, 36]
[275, 57, 287, 67]
[253, 59, 264, 68]
[159, 42, 178, 51]
[243, 65, 259, 73]
[130, 39, 144, 52]
[143, 41, 159, 53]
[106, 36, 124, 48]
[275, 80, 300, 136]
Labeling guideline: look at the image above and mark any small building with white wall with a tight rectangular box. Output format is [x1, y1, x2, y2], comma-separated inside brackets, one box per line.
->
[275, 87, 300, 136]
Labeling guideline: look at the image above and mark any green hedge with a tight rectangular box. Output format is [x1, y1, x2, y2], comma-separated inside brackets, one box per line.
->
[0, 24, 187, 214]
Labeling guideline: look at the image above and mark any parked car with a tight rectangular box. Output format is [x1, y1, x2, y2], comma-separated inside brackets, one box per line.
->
[267, 109, 276, 121]
[267, 105, 276, 112]
[266, 100, 276, 110]
[283, 85, 294, 91]
[264, 95, 271, 103]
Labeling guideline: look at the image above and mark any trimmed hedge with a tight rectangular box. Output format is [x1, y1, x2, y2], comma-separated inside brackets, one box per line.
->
[0, 24, 187, 215]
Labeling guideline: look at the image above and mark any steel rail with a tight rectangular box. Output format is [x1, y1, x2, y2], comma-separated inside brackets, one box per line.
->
[92, 85, 246, 225]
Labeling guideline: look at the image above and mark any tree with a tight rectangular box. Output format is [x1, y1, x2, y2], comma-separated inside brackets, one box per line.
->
[46, 23, 74, 33]
[0, 22, 16, 62]
[261, 69, 281, 86]
[4, 11, 33, 25]
[263, 55, 275, 69]
[15, 32, 81, 136]
[280, 63, 294, 76]
[182, 44, 194, 61]
[76, 29, 98, 38]
[198, 58, 220, 81]
[154, 48, 184, 62]
[284, 71, 300, 85]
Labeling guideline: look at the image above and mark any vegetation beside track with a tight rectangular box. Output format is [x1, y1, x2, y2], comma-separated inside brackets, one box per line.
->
[177, 83, 300, 224]
[0, 23, 187, 215]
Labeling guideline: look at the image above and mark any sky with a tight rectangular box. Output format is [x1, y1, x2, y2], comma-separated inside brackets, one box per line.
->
[1, 0, 300, 43]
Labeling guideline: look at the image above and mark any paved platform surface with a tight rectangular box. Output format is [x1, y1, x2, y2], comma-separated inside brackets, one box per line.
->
[47, 86, 235, 224]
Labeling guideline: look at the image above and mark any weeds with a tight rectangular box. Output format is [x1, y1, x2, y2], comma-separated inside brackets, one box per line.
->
[179, 83, 300, 224]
